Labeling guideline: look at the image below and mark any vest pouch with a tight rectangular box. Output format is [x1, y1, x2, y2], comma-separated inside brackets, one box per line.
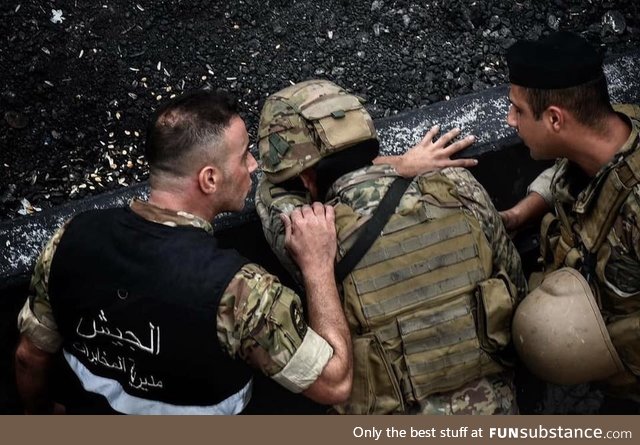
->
[608, 313, 640, 376]
[298, 93, 375, 155]
[554, 233, 579, 270]
[336, 333, 403, 414]
[312, 109, 374, 154]
[597, 244, 640, 304]
[396, 298, 502, 401]
[474, 276, 515, 354]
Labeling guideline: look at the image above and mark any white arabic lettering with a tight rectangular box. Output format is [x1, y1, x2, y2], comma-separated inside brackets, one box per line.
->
[72, 342, 163, 391]
[74, 310, 161, 355]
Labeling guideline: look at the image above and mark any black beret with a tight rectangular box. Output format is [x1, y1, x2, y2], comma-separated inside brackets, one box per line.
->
[506, 31, 604, 89]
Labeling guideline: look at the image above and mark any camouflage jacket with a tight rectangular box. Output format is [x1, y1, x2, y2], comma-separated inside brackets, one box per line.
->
[529, 107, 640, 311]
[17, 199, 332, 394]
[256, 164, 526, 414]
[524, 106, 640, 385]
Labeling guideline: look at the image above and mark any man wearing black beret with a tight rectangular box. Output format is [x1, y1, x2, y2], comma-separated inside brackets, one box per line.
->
[500, 31, 640, 407]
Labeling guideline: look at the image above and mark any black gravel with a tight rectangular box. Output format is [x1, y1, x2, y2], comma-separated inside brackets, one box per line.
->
[1, 0, 639, 220]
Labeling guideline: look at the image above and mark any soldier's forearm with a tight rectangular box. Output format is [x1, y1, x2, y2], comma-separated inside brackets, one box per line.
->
[301, 269, 353, 404]
[15, 336, 55, 414]
[500, 192, 550, 231]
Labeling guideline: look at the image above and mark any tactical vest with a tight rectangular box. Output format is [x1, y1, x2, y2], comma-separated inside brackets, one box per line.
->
[539, 112, 640, 379]
[332, 171, 515, 414]
[48, 208, 253, 414]
[540, 138, 640, 313]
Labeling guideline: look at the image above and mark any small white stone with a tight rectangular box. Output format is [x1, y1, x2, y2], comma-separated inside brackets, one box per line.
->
[50, 9, 65, 24]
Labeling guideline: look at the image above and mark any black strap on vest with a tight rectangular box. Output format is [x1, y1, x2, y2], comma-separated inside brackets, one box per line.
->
[335, 177, 412, 283]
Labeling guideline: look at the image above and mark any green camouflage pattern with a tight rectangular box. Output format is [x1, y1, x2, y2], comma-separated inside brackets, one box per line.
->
[535, 106, 640, 309]
[19, 199, 318, 391]
[258, 79, 377, 184]
[549, 129, 640, 307]
[17, 222, 69, 353]
[415, 373, 518, 415]
[255, 164, 527, 413]
[217, 262, 310, 378]
[256, 165, 527, 298]
[535, 108, 640, 385]
[130, 198, 214, 233]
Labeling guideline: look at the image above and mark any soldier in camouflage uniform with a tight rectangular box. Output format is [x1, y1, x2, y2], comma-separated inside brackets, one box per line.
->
[14, 89, 352, 414]
[500, 32, 640, 404]
[255, 79, 527, 414]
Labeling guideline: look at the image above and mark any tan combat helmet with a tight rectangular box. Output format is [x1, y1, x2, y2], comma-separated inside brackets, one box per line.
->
[512, 267, 625, 385]
[258, 79, 377, 184]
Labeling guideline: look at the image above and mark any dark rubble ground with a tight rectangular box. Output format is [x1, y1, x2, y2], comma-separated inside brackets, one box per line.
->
[0, 0, 639, 221]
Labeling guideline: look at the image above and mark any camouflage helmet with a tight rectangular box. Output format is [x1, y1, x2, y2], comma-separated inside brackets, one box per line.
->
[512, 268, 625, 385]
[258, 79, 377, 184]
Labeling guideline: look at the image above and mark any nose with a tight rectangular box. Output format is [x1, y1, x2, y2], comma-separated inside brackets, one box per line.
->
[248, 152, 258, 173]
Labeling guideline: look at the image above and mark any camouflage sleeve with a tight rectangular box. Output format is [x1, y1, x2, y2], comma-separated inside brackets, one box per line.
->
[17, 222, 71, 353]
[254, 175, 307, 287]
[216, 263, 333, 393]
[527, 165, 557, 206]
[626, 187, 640, 262]
[441, 167, 527, 299]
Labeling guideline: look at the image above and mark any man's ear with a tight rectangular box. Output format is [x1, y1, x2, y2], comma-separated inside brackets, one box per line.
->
[197, 165, 222, 195]
[545, 106, 564, 132]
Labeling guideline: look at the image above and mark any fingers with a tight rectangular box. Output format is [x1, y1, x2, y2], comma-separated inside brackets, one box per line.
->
[311, 201, 325, 217]
[419, 125, 440, 146]
[288, 203, 332, 226]
[325, 203, 335, 226]
[415, 126, 475, 152]
[289, 205, 313, 227]
[284, 203, 337, 272]
[311, 202, 335, 229]
[299, 204, 312, 218]
[435, 127, 462, 147]
[441, 135, 476, 156]
[280, 213, 292, 240]
[444, 158, 479, 168]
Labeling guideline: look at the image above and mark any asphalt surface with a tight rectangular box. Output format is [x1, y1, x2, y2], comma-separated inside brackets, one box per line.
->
[1, 0, 639, 220]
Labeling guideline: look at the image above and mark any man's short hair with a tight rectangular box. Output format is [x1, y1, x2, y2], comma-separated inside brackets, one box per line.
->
[523, 76, 614, 128]
[145, 89, 239, 179]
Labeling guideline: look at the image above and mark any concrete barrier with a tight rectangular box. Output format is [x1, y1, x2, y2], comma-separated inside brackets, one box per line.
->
[3, 52, 639, 286]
